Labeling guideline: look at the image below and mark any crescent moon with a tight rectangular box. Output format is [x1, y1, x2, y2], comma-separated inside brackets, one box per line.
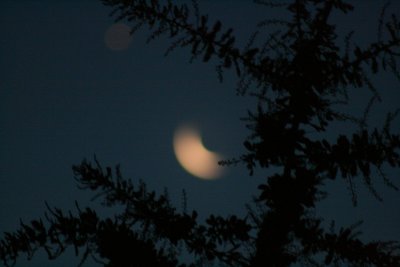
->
[173, 126, 223, 180]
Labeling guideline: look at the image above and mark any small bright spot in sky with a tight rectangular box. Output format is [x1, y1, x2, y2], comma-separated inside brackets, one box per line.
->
[104, 23, 132, 51]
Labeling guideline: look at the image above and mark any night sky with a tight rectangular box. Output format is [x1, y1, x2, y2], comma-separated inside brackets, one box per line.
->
[1, 1, 400, 266]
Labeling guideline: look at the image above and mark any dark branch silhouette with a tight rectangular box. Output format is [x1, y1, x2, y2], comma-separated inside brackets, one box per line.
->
[1, 0, 400, 266]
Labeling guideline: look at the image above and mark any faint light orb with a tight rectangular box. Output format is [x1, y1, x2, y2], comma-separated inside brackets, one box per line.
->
[173, 125, 224, 180]
[104, 23, 132, 51]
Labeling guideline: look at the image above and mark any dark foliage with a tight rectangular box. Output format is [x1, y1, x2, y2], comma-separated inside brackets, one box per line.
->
[1, 0, 400, 266]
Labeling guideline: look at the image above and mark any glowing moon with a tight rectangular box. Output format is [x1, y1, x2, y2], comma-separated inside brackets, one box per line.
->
[104, 23, 132, 51]
[173, 126, 223, 180]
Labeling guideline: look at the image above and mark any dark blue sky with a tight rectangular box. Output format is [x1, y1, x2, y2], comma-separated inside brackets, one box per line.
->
[1, 1, 399, 266]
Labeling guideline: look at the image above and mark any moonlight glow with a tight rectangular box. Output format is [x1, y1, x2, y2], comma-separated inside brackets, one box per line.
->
[173, 126, 223, 180]
[104, 23, 132, 51]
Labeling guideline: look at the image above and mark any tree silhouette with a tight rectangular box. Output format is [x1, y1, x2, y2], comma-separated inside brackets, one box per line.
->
[1, 0, 400, 266]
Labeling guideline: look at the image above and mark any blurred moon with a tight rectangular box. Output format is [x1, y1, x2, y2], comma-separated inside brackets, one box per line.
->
[104, 23, 132, 51]
[173, 125, 223, 180]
